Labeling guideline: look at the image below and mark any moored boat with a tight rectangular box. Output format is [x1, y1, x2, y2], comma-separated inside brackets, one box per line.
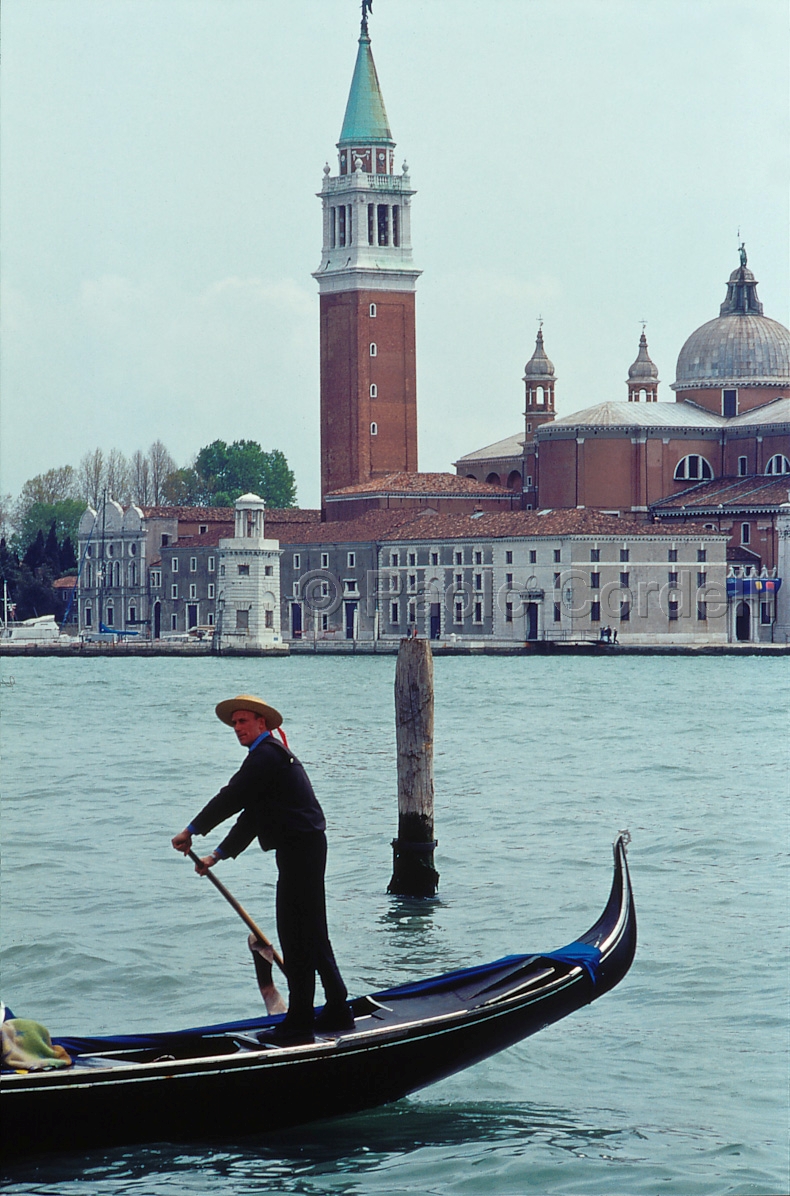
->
[1, 835, 636, 1158]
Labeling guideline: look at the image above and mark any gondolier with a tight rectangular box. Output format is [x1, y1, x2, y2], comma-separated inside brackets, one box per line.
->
[171, 694, 352, 1043]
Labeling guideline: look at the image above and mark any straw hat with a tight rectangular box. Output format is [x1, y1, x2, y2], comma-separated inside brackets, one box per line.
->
[215, 694, 283, 730]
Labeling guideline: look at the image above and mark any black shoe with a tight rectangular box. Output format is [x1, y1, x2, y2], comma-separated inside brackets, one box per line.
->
[256, 1021, 314, 1046]
[314, 1003, 355, 1033]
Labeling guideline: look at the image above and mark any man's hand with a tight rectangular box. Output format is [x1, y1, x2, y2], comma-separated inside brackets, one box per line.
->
[171, 829, 192, 854]
[194, 853, 220, 875]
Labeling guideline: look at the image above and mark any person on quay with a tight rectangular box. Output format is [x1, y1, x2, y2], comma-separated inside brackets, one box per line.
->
[171, 694, 353, 1043]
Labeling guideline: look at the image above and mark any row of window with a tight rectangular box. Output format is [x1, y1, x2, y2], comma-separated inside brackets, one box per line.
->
[84, 542, 139, 559]
[674, 453, 790, 482]
[289, 547, 711, 571]
[170, 556, 216, 573]
[168, 584, 216, 600]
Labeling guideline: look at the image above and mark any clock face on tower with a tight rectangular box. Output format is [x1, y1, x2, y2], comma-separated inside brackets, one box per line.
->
[376, 148, 387, 173]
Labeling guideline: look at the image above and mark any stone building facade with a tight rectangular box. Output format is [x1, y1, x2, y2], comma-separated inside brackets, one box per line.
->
[375, 511, 729, 647]
[215, 494, 283, 651]
[276, 510, 730, 648]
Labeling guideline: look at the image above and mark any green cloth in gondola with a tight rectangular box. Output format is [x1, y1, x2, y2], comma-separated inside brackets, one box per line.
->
[2, 1019, 72, 1070]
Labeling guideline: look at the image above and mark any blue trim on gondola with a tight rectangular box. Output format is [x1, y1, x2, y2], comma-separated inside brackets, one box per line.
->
[50, 942, 603, 1057]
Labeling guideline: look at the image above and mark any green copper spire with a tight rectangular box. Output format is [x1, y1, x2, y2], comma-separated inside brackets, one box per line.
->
[338, 18, 393, 147]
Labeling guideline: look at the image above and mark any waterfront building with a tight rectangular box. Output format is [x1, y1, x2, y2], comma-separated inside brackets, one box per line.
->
[275, 510, 729, 649]
[376, 512, 728, 648]
[215, 493, 283, 651]
[76, 501, 149, 634]
[279, 510, 415, 643]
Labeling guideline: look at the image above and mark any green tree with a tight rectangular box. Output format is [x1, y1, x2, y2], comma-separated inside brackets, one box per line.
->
[160, 466, 210, 506]
[16, 499, 85, 556]
[194, 440, 297, 509]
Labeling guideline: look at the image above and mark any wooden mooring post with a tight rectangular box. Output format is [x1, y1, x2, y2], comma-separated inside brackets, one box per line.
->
[388, 635, 439, 897]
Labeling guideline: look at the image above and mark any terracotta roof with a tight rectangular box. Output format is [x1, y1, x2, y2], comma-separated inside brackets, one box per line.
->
[54, 576, 77, 589]
[172, 525, 233, 548]
[378, 509, 722, 542]
[279, 510, 420, 546]
[652, 477, 790, 512]
[141, 506, 235, 520]
[264, 508, 322, 524]
[324, 472, 512, 497]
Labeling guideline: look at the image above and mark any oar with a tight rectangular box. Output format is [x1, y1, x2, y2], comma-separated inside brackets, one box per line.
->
[187, 849, 286, 974]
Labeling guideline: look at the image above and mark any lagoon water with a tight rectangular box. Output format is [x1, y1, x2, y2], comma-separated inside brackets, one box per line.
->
[1, 654, 788, 1194]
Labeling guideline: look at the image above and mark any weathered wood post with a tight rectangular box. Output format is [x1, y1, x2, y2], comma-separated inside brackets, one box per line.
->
[388, 635, 439, 896]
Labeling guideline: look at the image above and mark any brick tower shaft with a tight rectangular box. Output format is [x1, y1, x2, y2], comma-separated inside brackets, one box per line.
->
[314, 12, 420, 501]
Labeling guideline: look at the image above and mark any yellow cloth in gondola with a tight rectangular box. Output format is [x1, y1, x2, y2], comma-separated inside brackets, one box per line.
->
[1, 1019, 72, 1069]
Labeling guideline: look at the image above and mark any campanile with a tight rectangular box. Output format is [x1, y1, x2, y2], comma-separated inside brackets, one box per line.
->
[314, 5, 420, 500]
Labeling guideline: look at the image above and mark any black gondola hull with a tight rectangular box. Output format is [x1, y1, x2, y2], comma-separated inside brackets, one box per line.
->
[2, 837, 636, 1158]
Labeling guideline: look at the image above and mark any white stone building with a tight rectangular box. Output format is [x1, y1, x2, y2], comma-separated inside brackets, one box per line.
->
[216, 494, 284, 651]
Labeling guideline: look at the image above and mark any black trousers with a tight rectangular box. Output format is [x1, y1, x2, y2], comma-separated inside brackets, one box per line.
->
[275, 832, 347, 1027]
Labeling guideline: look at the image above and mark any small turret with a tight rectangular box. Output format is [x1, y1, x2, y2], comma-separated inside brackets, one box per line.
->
[627, 329, 660, 402]
[523, 327, 556, 432]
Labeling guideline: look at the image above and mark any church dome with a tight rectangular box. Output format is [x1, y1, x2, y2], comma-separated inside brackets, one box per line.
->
[673, 251, 790, 391]
[523, 328, 555, 380]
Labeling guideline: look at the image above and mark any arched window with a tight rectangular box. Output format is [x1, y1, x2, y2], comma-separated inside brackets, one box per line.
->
[765, 454, 790, 475]
[674, 455, 713, 482]
[369, 383, 377, 398]
[370, 422, 378, 436]
[369, 343, 377, 357]
[369, 303, 377, 317]
[485, 472, 501, 486]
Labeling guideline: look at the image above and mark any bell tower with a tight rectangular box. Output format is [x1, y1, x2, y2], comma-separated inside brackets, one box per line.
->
[314, 3, 421, 500]
[627, 327, 660, 402]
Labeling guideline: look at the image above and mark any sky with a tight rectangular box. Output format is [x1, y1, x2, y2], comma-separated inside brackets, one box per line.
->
[1, 0, 788, 510]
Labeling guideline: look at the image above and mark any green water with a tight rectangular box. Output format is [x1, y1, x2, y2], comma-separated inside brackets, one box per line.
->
[1, 654, 787, 1194]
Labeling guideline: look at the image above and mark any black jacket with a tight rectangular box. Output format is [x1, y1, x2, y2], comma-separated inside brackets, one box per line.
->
[190, 737, 326, 857]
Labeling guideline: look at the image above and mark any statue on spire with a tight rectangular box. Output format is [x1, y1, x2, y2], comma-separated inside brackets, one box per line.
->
[739, 241, 747, 268]
[361, 0, 373, 35]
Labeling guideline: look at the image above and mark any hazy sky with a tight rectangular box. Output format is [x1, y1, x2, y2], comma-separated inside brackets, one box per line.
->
[2, 0, 788, 509]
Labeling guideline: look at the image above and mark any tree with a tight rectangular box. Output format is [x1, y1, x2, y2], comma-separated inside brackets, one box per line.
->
[44, 523, 61, 575]
[59, 536, 78, 573]
[130, 450, 151, 506]
[0, 494, 15, 540]
[161, 466, 208, 506]
[79, 449, 105, 508]
[16, 499, 85, 556]
[23, 530, 46, 573]
[194, 440, 297, 509]
[17, 466, 77, 509]
[149, 440, 176, 505]
[105, 449, 131, 503]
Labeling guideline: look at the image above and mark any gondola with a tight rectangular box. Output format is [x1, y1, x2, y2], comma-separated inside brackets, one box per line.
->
[2, 835, 636, 1158]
